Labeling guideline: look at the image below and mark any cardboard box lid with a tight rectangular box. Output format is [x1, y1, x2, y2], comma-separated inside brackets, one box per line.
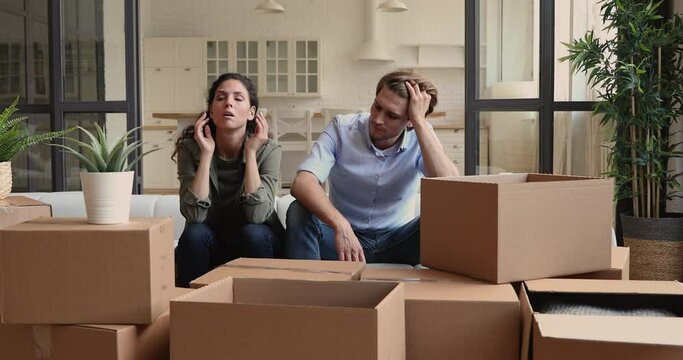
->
[225, 258, 365, 276]
[179, 277, 402, 309]
[2, 216, 173, 232]
[2, 196, 50, 207]
[361, 268, 518, 302]
[526, 279, 683, 296]
[425, 173, 610, 187]
[535, 314, 683, 346]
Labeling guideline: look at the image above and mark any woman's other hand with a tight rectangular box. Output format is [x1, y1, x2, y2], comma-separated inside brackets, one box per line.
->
[194, 112, 215, 157]
[245, 112, 269, 153]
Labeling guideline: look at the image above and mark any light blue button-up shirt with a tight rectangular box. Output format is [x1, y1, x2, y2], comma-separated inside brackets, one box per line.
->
[298, 113, 426, 231]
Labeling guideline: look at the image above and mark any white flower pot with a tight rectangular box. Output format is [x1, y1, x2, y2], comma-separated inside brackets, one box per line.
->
[80, 171, 134, 224]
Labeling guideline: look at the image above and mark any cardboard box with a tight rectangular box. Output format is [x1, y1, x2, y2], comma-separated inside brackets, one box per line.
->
[562, 246, 630, 280]
[421, 173, 614, 283]
[362, 268, 520, 360]
[0, 196, 52, 228]
[0, 288, 191, 360]
[0, 324, 34, 359]
[190, 257, 365, 288]
[1, 217, 175, 324]
[0, 196, 52, 322]
[521, 278, 683, 360]
[171, 277, 406, 360]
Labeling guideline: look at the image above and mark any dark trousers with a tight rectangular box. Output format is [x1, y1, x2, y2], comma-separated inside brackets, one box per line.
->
[283, 200, 420, 265]
[175, 222, 282, 288]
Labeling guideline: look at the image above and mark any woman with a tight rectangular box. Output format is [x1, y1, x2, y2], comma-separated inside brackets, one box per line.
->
[173, 73, 283, 288]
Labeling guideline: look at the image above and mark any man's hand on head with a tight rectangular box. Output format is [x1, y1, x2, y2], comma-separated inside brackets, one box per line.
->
[405, 80, 431, 128]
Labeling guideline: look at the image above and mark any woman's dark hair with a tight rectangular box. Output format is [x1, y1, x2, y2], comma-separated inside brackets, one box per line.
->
[172, 73, 259, 161]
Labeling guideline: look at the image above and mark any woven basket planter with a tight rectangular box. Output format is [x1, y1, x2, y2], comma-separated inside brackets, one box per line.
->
[0, 161, 12, 200]
[622, 214, 683, 281]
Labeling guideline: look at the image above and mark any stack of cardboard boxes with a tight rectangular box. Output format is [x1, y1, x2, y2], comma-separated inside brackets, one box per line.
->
[2, 173, 680, 359]
[418, 174, 682, 359]
[0, 196, 187, 359]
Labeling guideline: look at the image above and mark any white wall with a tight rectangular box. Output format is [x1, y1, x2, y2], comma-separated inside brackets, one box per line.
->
[139, 0, 466, 116]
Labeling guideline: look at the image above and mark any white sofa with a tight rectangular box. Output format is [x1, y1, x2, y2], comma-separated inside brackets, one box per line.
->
[13, 191, 301, 248]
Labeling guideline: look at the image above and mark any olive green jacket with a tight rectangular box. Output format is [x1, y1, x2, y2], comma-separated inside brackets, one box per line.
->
[176, 136, 283, 233]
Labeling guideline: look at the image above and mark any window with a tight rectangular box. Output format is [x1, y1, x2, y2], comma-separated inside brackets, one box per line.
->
[465, 0, 605, 175]
[0, 0, 141, 192]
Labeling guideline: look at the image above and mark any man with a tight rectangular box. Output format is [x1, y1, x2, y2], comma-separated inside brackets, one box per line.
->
[284, 71, 459, 264]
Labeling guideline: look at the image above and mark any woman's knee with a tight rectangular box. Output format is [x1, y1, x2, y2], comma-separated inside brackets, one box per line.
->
[179, 223, 215, 249]
[241, 224, 280, 257]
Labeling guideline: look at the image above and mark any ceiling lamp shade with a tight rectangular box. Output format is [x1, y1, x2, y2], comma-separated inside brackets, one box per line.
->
[377, 0, 408, 12]
[255, 0, 284, 14]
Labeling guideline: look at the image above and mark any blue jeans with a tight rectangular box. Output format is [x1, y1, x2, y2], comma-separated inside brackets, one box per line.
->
[284, 200, 420, 265]
[175, 222, 282, 288]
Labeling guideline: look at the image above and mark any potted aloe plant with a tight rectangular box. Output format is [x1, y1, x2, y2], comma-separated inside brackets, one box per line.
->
[562, 0, 683, 280]
[0, 96, 73, 200]
[53, 123, 160, 224]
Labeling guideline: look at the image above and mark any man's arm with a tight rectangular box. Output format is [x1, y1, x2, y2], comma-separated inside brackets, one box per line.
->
[405, 81, 459, 177]
[291, 171, 365, 262]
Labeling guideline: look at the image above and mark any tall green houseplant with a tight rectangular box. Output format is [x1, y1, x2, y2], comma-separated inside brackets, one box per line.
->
[0, 96, 73, 162]
[0, 97, 73, 199]
[562, 0, 683, 280]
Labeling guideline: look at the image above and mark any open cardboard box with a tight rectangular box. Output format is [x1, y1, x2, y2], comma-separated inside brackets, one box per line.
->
[190, 257, 365, 288]
[520, 278, 683, 360]
[361, 268, 520, 360]
[171, 277, 405, 360]
[1, 217, 175, 324]
[421, 173, 614, 283]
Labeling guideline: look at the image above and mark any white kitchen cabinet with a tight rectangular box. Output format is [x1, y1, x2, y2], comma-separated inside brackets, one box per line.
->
[142, 37, 207, 126]
[261, 39, 320, 97]
[142, 129, 179, 190]
[235, 40, 259, 88]
[435, 127, 489, 174]
[206, 40, 230, 88]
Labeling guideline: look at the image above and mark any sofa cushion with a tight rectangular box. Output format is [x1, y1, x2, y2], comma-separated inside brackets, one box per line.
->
[153, 194, 185, 247]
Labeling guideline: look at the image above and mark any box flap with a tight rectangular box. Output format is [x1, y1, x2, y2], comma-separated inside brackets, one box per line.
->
[225, 258, 365, 277]
[3, 196, 50, 207]
[174, 277, 234, 304]
[519, 283, 534, 360]
[233, 278, 398, 309]
[190, 266, 357, 289]
[2, 217, 172, 232]
[526, 279, 683, 296]
[426, 173, 528, 185]
[361, 268, 518, 302]
[361, 267, 480, 283]
[75, 324, 133, 332]
[535, 314, 683, 346]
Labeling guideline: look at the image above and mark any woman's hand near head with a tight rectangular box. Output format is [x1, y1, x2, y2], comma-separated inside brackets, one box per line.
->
[194, 112, 215, 158]
[245, 112, 269, 153]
